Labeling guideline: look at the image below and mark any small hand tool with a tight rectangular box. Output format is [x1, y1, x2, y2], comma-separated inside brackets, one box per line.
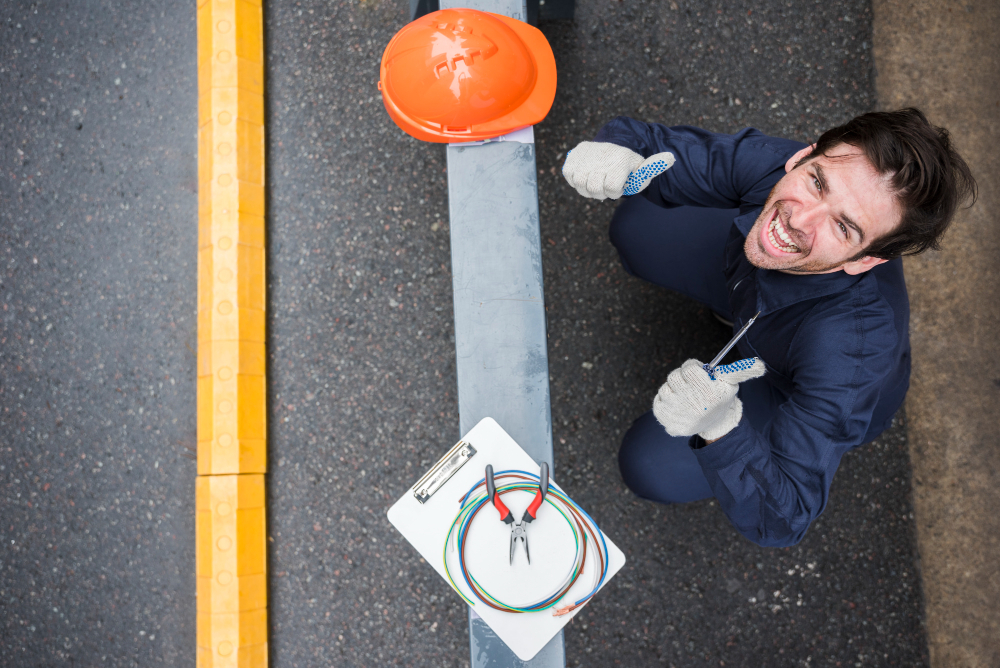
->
[485, 463, 549, 565]
[520, 461, 549, 527]
[704, 310, 761, 378]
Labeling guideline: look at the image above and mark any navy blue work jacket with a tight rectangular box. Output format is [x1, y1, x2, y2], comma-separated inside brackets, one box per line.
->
[596, 117, 910, 547]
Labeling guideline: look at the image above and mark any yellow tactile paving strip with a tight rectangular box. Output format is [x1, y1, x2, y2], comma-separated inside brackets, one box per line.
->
[197, 475, 268, 666]
[196, 0, 268, 664]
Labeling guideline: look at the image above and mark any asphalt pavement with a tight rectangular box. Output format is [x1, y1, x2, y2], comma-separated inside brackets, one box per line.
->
[1, 1, 198, 664]
[2, 0, 929, 666]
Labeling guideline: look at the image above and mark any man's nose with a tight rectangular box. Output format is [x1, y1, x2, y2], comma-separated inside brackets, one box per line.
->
[793, 201, 828, 233]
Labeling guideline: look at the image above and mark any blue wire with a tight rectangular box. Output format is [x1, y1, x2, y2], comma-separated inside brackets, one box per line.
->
[456, 484, 578, 611]
[455, 469, 611, 609]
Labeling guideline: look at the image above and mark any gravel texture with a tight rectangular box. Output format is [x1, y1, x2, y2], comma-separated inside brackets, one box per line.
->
[1, 0, 929, 666]
[0, 1, 198, 665]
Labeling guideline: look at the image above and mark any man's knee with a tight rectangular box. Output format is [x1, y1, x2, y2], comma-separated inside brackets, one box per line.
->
[617, 412, 676, 503]
[608, 199, 645, 277]
[618, 424, 655, 501]
[618, 411, 715, 505]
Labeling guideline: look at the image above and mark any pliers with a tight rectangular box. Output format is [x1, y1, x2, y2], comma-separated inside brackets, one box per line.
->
[485, 463, 549, 565]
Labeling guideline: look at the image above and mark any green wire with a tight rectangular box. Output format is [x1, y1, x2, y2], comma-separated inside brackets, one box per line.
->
[446, 490, 580, 611]
[464, 494, 582, 612]
[443, 482, 587, 611]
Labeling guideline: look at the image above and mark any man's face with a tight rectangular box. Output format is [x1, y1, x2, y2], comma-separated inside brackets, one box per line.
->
[744, 144, 901, 275]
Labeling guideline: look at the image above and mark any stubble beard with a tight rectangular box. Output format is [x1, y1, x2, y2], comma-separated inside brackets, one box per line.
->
[744, 191, 846, 275]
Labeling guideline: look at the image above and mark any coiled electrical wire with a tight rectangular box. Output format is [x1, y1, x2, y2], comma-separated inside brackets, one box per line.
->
[442, 469, 609, 616]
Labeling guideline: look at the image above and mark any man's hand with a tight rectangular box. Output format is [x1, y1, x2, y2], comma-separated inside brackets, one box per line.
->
[562, 141, 675, 200]
[652, 358, 766, 441]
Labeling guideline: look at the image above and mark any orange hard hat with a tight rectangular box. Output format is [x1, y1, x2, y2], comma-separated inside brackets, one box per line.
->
[378, 8, 557, 143]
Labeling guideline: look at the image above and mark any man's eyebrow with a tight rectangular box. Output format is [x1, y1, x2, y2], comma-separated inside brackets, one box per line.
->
[840, 213, 865, 244]
[813, 164, 865, 243]
[813, 163, 831, 194]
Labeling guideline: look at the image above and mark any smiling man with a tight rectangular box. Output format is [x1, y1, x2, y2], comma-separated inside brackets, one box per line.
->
[562, 109, 975, 547]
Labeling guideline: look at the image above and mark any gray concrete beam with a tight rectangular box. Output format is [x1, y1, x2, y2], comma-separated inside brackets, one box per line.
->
[446, 139, 564, 668]
[437, 2, 560, 663]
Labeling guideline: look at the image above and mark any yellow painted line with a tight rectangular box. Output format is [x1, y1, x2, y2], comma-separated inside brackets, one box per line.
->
[196, 475, 268, 666]
[196, 0, 268, 664]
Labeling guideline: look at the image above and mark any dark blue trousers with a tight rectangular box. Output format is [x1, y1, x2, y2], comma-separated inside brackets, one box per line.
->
[610, 196, 774, 505]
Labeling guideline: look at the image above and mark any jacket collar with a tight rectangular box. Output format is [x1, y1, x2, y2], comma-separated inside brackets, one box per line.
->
[734, 208, 867, 315]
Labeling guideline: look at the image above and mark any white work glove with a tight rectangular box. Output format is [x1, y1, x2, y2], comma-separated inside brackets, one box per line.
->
[652, 358, 767, 442]
[562, 141, 675, 200]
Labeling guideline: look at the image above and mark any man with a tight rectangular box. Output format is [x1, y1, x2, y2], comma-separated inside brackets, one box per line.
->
[562, 109, 976, 547]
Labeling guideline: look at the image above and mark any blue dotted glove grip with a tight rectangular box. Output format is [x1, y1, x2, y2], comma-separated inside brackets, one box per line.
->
[704, 357, 760, 381]
[623, 158, 673, 196]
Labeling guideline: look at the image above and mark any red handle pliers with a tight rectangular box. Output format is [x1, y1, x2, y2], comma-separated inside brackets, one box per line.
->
[485, 462, 550, 565]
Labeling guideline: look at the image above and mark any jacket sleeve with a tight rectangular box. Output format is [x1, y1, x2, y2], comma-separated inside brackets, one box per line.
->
[690, 295, 898, 548]
[593, 117, 806, 210]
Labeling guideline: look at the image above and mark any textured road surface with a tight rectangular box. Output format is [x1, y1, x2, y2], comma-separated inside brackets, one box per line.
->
[1, 1, 198, 665]
[874, 0, 1000, 664]
[1, 0, 928, 666]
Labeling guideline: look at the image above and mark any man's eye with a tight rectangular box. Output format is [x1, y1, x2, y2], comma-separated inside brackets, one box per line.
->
[837, 221, 848, 237]
[812, 177, 822, 191]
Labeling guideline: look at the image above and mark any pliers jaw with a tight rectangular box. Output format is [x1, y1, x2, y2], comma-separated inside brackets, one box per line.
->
[509, 523, 529, 565]
[485, 462, 549, 566]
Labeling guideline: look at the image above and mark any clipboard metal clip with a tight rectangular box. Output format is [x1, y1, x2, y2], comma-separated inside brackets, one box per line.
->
[413, 439, 477, 504]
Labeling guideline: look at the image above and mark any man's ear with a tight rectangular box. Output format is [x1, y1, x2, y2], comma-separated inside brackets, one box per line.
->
[841, 255, 888, 275]
[785, 144, 817, 173]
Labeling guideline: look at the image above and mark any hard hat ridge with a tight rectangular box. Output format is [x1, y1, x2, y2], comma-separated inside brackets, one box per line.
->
[379, 8, 557, 143]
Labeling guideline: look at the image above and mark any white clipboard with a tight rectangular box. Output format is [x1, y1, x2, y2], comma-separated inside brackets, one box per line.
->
[387, 417, 627, 661]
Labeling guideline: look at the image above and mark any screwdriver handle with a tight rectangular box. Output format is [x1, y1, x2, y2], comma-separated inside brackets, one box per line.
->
[522, 462, 549, 523]
[485, 465, 514, 524]
[706, 310, 761, 374]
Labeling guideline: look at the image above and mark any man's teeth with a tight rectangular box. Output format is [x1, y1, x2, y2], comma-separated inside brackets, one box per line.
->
[769, 216, 800, 253]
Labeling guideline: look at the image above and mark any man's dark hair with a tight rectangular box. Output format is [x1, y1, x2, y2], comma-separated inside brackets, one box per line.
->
[803, 108, 977, 260]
